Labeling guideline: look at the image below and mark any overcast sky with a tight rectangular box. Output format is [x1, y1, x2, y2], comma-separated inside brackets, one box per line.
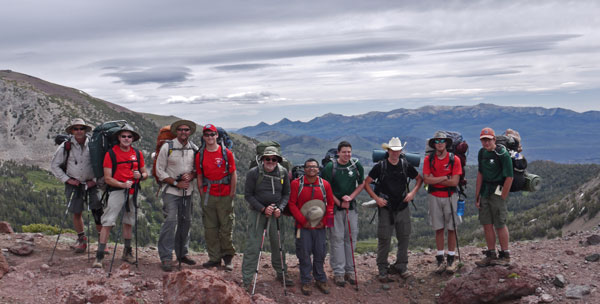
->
[1, 0, 599, 129]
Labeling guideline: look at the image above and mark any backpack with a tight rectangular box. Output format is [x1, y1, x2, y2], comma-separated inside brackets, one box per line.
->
[331, 157, 360, 183]
[248, 141, 293, 173]
[425, 131, 469, 197]
[54, 134, 72, 173]
[291, 165, 305, 180]
[321, 148, 338, 168]
[297, 176, 328, 206]
[198, 126, 234, 186]
[150, 125, 199, 186]
[89, 120, 128, 179]
[488, 130, 530, 192]
[370, 155, 417, 211]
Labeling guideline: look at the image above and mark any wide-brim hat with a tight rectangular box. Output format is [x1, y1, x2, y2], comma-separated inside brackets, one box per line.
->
[114, 123, 141, 142]
[300, 199, 325, 227]
[170, 120, 197, 135]
[382, 137, 406, 151]
[65, 118, 92, 133]
[261, 146, 283, 162]
[428, 131, 453, 149]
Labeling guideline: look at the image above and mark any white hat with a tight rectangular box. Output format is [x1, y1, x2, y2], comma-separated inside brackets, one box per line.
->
[382, 137, 406, 151]
[300, 199, 325, 227]
[65, 118, 92, 133]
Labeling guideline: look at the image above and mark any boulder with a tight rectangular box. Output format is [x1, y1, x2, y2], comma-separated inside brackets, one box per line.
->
[552, 274, 566, 288]
[565, 285, 591, 299]
[584, 253, 599, 262]
[163, 269, 253, 304]
[0, 221, 14, 234]
[251, 294, 278, 304]
[585, 235, 600, 246]
[86, 285, 110, 303]
[439, 265, 538, 304]
[8, 243, 34, 256]
[0, 253, 10, 278]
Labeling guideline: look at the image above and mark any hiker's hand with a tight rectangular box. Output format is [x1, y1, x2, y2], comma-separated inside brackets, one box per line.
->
[476, 197, 481, 209]
[265, 205, 274, 216]
[123, 180, 133, 189]
[86, 180, 96, 188]
[340, 201, 350, 209]
[342, 195, 353, 202]
[375, 197, 387, 207]
[303, 221, 312, 229]
[404, 192, 415, 203]
[274, 208, 281, 218]
[181, 173, 193, 182]
[314, 222, 325, 229]
[67, 178, 80, 186]
[132, 170, 142, 180]
[177, 180, 190, 189]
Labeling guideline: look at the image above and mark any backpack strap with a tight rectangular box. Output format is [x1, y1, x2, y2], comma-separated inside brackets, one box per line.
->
[61, 140, 72, 173]
[109, 147, 141, 177]
[296, 176, 327, 205]
[255, 163, 285, 189]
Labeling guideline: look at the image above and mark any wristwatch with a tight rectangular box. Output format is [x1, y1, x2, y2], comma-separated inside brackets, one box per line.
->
[173, 181, 178, 187]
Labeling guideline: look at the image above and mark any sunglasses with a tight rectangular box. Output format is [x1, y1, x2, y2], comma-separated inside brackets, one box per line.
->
[120, 135, 133, 139]
[72, 127, 87, 131]
[263, 157, 279, 162]
[203, 132, 217, 137]
[304, 165, 319, 169]
[434, 139, 446, 144]
[177, 128, 191, 132]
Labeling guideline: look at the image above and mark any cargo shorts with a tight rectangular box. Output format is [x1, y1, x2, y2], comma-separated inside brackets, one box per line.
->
[101, 189, 136, 226]
[478, 194, 508, 229]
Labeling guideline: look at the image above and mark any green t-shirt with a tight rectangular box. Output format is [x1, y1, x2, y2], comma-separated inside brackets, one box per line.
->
[321, 159, 364, 200]
[478, 146, 513, 197]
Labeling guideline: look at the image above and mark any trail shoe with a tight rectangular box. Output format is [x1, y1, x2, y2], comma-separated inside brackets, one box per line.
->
[202, 260, 221, 268]
[492, 251, 511, 266]
[398, 269, 412, 279]
[434, 255, 446, 274]
[276, 274, 294, 287]
[475, 250, 498, 267]
[161, 260, 173, 272]
[179, 256, 196, 265]
[222, 255, 234, 271]
[121, 246, 135, 264]
[446, 255, 458, 273]
[301, 283, 312, 296]
[378, 274, 394, 283]
[345, 273, 357, 285]
[334, 275, 346, 287]
[315, 280, 330, 294]
[92, 257, 103, 269]
[74, 236, 87, 253]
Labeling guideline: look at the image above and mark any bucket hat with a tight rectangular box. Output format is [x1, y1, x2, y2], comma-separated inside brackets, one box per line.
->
[65, 118, 92, 133]
[170, 120, 197, 135]
[381, 137, 406, 151]
[115, 123, 141, 142]
[261, 146, 283, 163]
[300, 199, 325, 227]
[428, 131, 453, 149]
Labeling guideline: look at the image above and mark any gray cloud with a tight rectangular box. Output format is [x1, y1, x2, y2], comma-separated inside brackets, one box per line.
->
[164, 91, 283, 105]
[329, 54, 410, 64]
[103, 66, 192, 85]
[212, 63, 281, 72]
[429, 34, 581, 54]
[433, 69, 521, 78]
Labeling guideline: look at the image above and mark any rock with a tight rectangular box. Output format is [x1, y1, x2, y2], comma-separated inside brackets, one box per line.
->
[24, 270, 35, 279]
[0, 252, 10, 278]
[66, 291, 86, 304]
[584, 253, 599, 262]
[163, 269, 252, 304]
[8, 243, 34, 256]
[585, 235, 600, 246]
[565, 250, 575, 255]
[251, 293, 278, 304]
[117, 263, 131, 278]
[86, 285, 110, 303]
[540, 293, 554, 303]
[0, 221, 14, 234]
[439, 265, 538, 304]
[552, 274, 566, 288]
[40, 264, 50, 272]
[520, 295, 539, 304]
[565, 285, 591, 299]
[382, 284, 391, 290]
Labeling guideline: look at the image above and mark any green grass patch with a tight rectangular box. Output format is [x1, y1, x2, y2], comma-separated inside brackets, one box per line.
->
[26, 171, 62, 191]
[356, 238, 378, 254]
[22, 223, 75, 235]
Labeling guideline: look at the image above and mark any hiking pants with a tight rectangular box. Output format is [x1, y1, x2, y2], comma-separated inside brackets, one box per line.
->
[65, 184, 101, 214]
[328, 208, 358, 276]
[376, 206, 411, 275]
[296, 228, 327, 284]
[158, 193, 192, 262]
[241, 210, 288, 285]
[202, 193, 235, 262]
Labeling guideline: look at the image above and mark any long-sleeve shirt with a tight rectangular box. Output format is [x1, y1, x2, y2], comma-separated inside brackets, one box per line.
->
[155, 139, 196, 196]
[288, 176, 335, 229]
[50, 137, 94, 183]
[244, 165, 290, 212]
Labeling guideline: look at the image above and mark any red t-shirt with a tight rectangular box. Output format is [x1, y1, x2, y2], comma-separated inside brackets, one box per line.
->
[423, 153, 462, 198]
[195, 146, 236, 196]
[103, 146, 144, 194]
[287, 176, 335, 229]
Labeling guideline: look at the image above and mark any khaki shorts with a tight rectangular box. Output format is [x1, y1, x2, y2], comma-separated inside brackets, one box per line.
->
[101, 189, 136, 226]
[478, 194, 508, 229]
[428, 193, 459, 231]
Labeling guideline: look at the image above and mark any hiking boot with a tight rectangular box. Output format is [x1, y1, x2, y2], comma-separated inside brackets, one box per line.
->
[315, 280, 330, 294]
[334, 275, 346, 287]
[202, 260, 221, 268]
[446, 255, 458, 273]
[475, 250, 498, 267]
[121, 247, 135, 264]
[92, 257, 103, 269]
[179, 256, 196, 265]
[276, 274, 294, 287]
[492, 251, 511, 266]
[398, 269, 412, 279]
[434, 255, 446, 274]
[222, 255, 233, 272]
[378, 274, 394, 283]
[301, 283, 311, 296]
[161, 260, 173, 272]
[344, 273, 357, 285]
[74, 236, 87, 254]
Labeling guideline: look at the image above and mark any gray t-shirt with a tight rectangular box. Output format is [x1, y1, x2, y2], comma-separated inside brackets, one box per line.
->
[244, 165, 290, 212]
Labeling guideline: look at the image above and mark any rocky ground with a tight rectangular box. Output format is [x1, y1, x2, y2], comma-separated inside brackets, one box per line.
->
[1, 221, 599, 304]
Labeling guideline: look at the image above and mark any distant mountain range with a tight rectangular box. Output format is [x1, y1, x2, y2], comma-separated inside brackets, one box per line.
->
[238, 104, 600, 165]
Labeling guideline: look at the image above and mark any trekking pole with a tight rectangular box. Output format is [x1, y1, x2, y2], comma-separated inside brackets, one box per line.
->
[108, 191, 128, 278]
[179, 188, 187, 271]
[346, 208, 359, 291]
[84, 184, 90, 262]
[275, 214, 287, 296]
[448, 198, 461, 263]
[252, 216, 271, 295]
[49, 186, 77, 262]
[133, 180, 140, 268]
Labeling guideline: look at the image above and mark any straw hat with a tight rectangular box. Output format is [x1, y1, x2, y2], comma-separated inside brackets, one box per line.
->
[65, 118, 92, 133]
[381, 137, 406, 151]
[300, 199, 325, 227]
[170, 120, 197, 135]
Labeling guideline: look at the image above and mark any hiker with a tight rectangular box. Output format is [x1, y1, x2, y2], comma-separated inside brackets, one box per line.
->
[93, 124, 148, 268]
[364, 137, 423, 282]
[288, 158, 335, 296]
[423, 131, 462, 274]
[196, 124, 237, 271]
[50, 118, 102, 254]
[155, 120, 198, 272]
[321, 141, 364, 287]
[241, 146, 293, 290]
[475, 127, 513, 266]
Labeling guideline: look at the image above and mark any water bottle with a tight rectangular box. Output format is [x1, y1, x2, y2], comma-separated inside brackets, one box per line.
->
[456, 199, 465, 217]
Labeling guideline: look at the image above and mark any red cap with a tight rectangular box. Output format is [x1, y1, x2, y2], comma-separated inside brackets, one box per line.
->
[480, 127, 495, 139]
[203, 124, 217, 133]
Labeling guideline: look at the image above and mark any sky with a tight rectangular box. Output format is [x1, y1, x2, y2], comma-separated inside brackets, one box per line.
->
[1, 0, 599, 129]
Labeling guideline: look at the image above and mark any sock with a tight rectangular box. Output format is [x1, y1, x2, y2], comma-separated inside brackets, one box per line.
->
[97, 243, 106, 259]
[437, 250, 445, 256]
[448, 251, 456, 256]
[124, 239, 131, 248]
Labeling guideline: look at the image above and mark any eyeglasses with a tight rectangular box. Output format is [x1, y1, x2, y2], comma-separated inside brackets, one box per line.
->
[263, 157, 278, 162]
[72, 127, 86, 131]
[177, 128, 191, 132]
[304, 166, 319, 169]
[434, 139, 446, 144]
[203, 133, 217, 137]
[120, 135, 133, 139]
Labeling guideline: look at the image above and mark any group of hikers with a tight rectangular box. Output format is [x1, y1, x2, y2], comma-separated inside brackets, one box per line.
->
[50, 118, 515, 296]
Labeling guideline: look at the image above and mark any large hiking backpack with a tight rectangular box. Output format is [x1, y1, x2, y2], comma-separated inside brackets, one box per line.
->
[425, 131, 469, 197]
[89, 120, 128, 179]
[198, 125, 234, 186]
[492, 129, 540, 192]
[321, 148, 338, 169]
[54, 134, 73, 173]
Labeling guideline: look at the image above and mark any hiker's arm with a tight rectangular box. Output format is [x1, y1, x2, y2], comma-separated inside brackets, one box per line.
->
[423, 173, 447, 185]
[501, 177, 513, 200]
[288, 181, 307, 226]
[229, 170, 237, 197]
[344, 179, 365, 203]
[437, 174, 459, 187]
[278, 172, 290, 212]
[155, 144, 171, 182]
[244, 169, 265, 212]
[104, 167, 132, 189]
[364, 176, 387, 207]
[404, 174, 423, 202]
[475, 171, 483, 208]
[50, 144, 71, 183]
